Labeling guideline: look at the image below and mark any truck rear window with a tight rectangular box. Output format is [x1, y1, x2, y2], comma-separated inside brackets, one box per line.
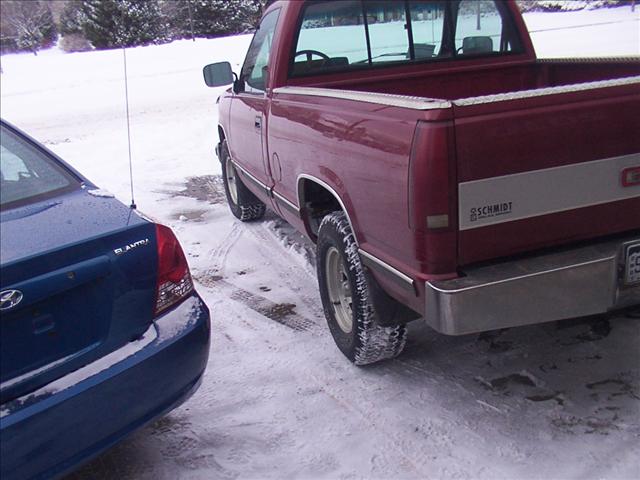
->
[0, 125, 79, 210]
[291, 0, 524, 77]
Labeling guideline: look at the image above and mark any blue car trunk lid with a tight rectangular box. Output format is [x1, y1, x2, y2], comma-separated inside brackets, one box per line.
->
[0, 189, 158, 403]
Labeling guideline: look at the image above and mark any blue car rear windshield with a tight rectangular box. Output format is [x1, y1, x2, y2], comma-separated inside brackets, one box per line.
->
[1, 125, 79, 210]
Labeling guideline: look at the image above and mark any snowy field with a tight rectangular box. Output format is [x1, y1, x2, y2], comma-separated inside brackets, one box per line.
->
[1, 5, 640, 480]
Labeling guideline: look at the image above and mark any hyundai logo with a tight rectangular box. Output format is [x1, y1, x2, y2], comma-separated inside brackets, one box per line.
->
[0, 290, 23, 311]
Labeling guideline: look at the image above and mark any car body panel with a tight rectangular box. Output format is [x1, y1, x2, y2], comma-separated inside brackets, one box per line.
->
[0, 296, 210, 480]
[1, 188, 159, 404]
[0, 120, 211, 478]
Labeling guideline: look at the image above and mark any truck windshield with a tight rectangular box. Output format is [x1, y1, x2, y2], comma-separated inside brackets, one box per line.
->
[0, 125, 79, 210]
[291, 0, 523, 77]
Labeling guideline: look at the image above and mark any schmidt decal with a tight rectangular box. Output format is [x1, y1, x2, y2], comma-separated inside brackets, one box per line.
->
[470, 202, 513, 222]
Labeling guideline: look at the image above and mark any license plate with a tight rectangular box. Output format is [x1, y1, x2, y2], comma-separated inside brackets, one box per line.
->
[624, 242, 640, 285]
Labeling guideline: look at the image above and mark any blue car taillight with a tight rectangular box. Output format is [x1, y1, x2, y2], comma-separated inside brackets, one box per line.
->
[154, 224, 194, 316]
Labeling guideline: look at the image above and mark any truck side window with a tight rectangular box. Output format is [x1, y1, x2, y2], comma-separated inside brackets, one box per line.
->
[364, 1, 410, 64]
[241, 9, 280, 93]
[293, 1, 369, 76]
[409, 1, 450, 59]
[291, 0, 452, 76]
[290, 0, 523, 77]
[452, 0, 522, 55]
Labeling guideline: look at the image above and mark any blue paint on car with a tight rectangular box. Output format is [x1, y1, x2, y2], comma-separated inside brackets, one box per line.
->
[0, 120, 211, 479]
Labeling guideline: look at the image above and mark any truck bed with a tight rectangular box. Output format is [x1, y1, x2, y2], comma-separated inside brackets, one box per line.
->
[280, 58, 640, 267]
[298, 57, 640, 102]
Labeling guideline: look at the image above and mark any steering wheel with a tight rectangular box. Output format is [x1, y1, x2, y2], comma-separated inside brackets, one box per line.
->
[295, 50, 330, 63]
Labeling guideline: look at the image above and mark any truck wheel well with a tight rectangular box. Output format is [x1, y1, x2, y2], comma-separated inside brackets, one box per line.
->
[299, 179, 342, 242]
[218, 126, 226, 142]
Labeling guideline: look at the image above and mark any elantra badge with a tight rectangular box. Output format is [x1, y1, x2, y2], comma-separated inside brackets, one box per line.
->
[0, 290, 24, 311]
[113, 238, 150, 256]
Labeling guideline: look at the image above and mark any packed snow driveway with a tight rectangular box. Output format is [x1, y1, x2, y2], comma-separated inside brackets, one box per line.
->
[64, 175, 639, 480]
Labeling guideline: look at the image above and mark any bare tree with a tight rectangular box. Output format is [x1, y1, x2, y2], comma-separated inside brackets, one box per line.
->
[0, 1, 56, 55]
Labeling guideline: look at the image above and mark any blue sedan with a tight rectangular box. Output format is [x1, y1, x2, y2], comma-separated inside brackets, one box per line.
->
[0, 120, 211, 480]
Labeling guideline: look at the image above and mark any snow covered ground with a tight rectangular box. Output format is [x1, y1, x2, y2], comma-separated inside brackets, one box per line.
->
[1, 5, 639, 480]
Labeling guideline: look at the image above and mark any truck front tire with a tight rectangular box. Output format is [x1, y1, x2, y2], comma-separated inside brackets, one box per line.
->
[317, 211, 407, 365]
[220, 141, 266, 222]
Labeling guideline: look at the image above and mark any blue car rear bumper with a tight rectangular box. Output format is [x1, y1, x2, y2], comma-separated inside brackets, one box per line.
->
[0, 294, 210, 480]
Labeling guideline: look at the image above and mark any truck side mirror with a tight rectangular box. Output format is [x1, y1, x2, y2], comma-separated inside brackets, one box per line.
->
[203, 62, 235, 87]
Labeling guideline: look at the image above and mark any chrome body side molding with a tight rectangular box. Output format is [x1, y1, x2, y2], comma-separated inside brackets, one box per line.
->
[222, 136, 301, 216]
[231, 160, 271, 196]
[231, 160, 303, 217]
[272, 189, 301, 215]
[358, 249, 416, 294]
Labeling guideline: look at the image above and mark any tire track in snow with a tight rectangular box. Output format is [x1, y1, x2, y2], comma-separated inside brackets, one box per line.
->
[204, 222, 244, 277]
[303, 360, 488, 479]
[301, 368, 443, 479]
[246, 221, 325, 322]
[175, 174, 325, 332]
[195, 219, 323, 333]
[196, 274, 319, 333]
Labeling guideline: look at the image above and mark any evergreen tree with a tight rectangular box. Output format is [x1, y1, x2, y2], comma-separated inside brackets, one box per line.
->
[59, 1, 86, 35]
[0, 0, 57, 55]
[80, 0, 168, 49]
[159, 0, 192, 40]
[165, 0, 264, 40]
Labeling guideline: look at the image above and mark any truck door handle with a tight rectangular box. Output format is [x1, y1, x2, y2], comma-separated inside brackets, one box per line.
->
[255, 116, 262, 129]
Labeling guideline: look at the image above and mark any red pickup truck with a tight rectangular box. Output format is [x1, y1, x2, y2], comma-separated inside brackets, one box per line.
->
[204, 0, 640, 365]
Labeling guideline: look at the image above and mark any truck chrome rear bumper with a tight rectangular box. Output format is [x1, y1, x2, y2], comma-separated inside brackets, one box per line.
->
[425, 235, 640, 335]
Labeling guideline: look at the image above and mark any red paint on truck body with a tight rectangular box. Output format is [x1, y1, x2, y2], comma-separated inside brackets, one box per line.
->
[216, 0, 640, 316]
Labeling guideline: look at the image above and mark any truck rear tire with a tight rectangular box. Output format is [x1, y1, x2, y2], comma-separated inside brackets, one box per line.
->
[220, 141, 266, 222]
[317, 211, 407, 365]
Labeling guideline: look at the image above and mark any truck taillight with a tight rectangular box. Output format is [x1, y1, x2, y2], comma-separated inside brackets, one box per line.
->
[409, 120, 457, 274]
[154, 224, 193, 316]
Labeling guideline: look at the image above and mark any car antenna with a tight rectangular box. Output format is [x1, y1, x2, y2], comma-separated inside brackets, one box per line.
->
[122, 46, 137, 210]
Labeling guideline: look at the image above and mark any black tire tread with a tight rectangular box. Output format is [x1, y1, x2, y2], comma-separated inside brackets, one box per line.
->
[220, 140, 266, 222]
[317, 211, 407, 365]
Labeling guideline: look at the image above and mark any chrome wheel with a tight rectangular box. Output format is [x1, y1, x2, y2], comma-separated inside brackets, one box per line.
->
[325, 246, 353, 333]
[224, 159, 238, 205]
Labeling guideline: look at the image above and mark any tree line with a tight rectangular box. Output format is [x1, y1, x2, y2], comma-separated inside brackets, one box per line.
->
[1, 0, 265, 55]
